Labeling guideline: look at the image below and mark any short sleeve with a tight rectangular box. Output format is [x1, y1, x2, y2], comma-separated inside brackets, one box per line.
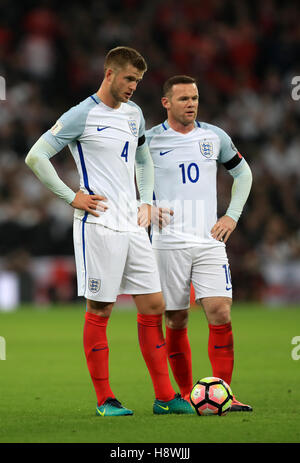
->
[128, 100, 146, 146]
[42, 98, 93, 152]
[203, 123, 243, 168]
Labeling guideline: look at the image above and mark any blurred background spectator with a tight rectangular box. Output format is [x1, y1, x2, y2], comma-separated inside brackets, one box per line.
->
[0, 0, 300, 307]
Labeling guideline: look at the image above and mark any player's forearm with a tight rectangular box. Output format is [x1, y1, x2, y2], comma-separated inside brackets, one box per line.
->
[25, 136, 76, 204]
[135, 142, 154, 205]
[226, 159, 252, 222]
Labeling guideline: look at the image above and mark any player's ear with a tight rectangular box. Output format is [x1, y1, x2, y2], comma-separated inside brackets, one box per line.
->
[161, 97, 170, 110]
[105, 67, 115, 82]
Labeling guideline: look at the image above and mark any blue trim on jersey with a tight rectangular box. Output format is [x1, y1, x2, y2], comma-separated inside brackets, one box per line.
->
[162, 122, 167, 131]
[196, 121, 201, 128]
[77, 140, 93, 295]
[90, 95, 99, 104]
[77, 141, 94, 195]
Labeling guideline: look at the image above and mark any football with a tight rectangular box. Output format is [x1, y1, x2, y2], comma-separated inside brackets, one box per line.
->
[190, 376, 233, 416]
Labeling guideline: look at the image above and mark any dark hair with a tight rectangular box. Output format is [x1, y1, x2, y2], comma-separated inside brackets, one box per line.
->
[163, 75, 197, 96]
[104, 46, 147, 72]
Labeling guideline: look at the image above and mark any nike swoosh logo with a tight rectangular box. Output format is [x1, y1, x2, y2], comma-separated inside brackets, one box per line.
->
[97, 126, 109, 132]
[160, 150, 173, 156]
[226, 286, 232, 291]
[157, 404, 169, 410]
[156, 343, 166, 349]
[92, 347, 108, 352]
[214, 344, 233, 349]
[97, 408, 105, 416]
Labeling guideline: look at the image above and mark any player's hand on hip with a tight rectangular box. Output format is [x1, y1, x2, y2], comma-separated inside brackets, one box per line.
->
[211, 215, 236, 243]
[71, 190, 108, 217]
[137, 203, 152, 227]
[151, 206, 174, 229]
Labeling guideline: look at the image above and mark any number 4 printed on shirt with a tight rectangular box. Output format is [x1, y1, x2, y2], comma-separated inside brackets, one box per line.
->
[121, 141, 129, 162]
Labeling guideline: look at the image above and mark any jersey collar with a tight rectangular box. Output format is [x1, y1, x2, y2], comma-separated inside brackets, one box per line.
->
[162, 119, 201, 131]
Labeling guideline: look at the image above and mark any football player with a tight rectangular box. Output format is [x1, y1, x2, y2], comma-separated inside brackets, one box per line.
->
[146, 75, 253, 412]
[25, 50, 194, 416]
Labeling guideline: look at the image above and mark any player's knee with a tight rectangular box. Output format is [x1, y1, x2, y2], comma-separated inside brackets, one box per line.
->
[210, 303, 231, 325]
[134, 292, 166, 315]
[150, 298, 166, 315]
[165, 309, 188, 329]
[86, 299, 113, 317]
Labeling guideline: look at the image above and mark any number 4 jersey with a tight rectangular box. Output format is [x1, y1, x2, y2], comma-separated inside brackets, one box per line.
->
[146, 120, 244, 249]
[42, 93, 145, 231]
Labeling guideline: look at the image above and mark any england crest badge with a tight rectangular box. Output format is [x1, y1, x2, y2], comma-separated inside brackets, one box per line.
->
[88, 278, 101, 294]
[199, 140, 214, 158]
[128, 119, 138, 137]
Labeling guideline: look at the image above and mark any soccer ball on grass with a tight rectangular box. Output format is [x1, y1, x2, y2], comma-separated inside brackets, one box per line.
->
[190, 376, 233, 416]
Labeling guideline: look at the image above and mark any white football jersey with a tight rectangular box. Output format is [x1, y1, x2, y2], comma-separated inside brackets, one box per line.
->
[146, 120, 243, 249]
[43, 93, 145, 231]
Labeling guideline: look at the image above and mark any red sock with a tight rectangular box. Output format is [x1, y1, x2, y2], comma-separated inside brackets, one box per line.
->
[83, 311, 115, 406]
[208, 322, 234, 385]
[137, 313, 175, 402]
[166, 326, 193, 397]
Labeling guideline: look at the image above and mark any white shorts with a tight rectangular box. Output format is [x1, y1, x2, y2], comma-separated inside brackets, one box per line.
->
[73, 219, 161, 302]
[153, 246, 232, 310]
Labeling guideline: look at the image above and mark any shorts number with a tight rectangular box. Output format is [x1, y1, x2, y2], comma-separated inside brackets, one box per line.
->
[121, 141, 129, 162]
[222, 264, 232, 291]
[179, 162, 199, 184]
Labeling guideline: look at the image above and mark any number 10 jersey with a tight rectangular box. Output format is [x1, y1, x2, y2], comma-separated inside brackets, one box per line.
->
[146, 120, 244, 249]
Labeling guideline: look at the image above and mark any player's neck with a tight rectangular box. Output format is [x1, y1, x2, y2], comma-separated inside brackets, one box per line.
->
[96, 86, 121, 109]
[167, 119, 195, 134]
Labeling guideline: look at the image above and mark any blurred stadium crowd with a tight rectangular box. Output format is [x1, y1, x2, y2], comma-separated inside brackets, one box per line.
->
[0, 0, 300, 306]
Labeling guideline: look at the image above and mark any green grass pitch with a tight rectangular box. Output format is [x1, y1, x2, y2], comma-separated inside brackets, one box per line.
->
[0, 302, 299, 443]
